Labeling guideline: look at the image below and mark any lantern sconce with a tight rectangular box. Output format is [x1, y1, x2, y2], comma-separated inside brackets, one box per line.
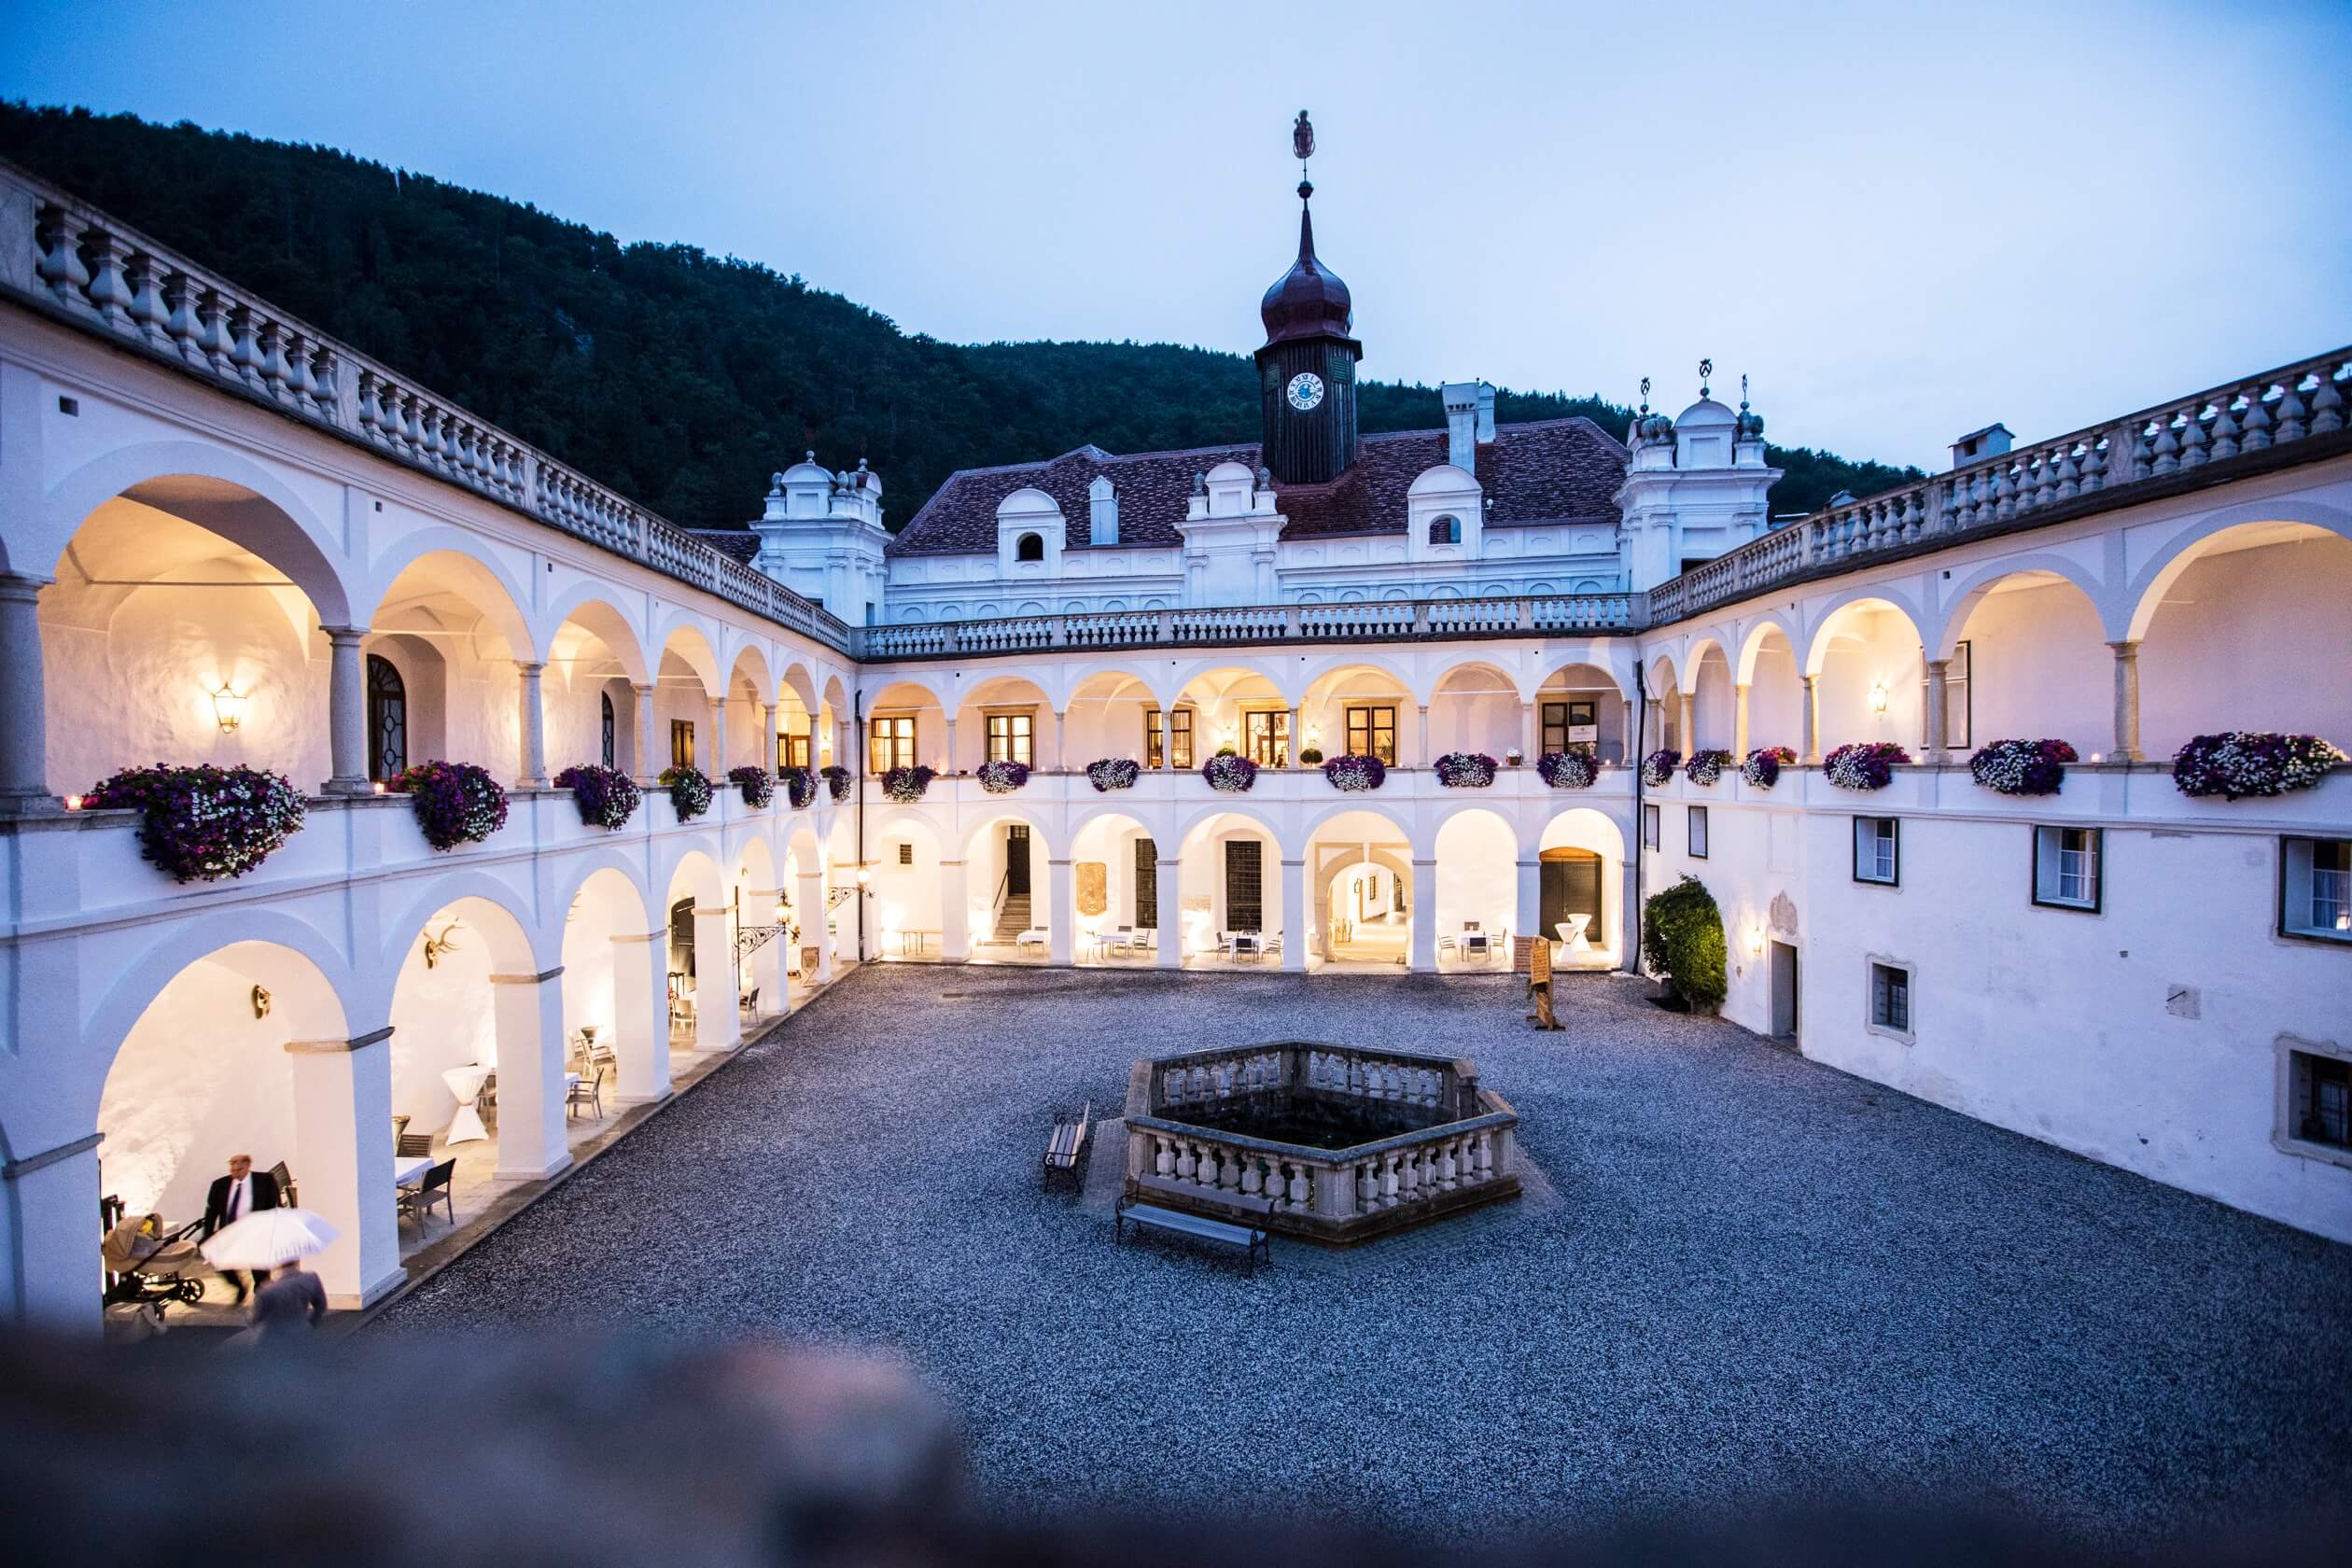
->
[250, 984, 272, 1019]
[1868, 680, 1889, 716]
[1747, 925, 1767, 958]
[212, 682, 247, 732]
[62, 793, 83, 811]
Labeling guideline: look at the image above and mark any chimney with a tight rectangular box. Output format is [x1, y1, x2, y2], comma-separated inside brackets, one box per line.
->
[1950, 423, 2014, 470]
[1087, 474, 1118, 545]
[1440, 381, 1479, 469]
[1475, 381, 1495, 444]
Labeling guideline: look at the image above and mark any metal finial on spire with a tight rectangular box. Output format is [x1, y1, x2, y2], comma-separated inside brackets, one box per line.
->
[1740, 372, 1749, 411]
[1638, 375, 1651, 414]
[1699, 358, 1714, 397]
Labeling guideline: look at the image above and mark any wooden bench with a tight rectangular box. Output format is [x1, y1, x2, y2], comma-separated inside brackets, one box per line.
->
[1114, 1186, 1272, 1276]
[1041, 1101, 1092, 1191]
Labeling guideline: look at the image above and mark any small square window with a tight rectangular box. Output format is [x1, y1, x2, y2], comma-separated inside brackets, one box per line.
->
[1642, 803, 1659, 850]
[897, 842, 914, 866]
[1853, 817, 1898, 886]
[2032, 825, 2102, 911]
[1868, 959, 1913, 1040]
[2280, 837, 2351, 944]
[1687, 805, 1709, 859]
[2278, 1039, 2352, 1170]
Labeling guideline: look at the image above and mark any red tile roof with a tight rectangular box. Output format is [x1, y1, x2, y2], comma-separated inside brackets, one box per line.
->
[689, 528, 761, 564]
[886, 418, 1628, 556]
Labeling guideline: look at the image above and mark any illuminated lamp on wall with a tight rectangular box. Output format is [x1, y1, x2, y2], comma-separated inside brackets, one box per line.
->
[1868, 680, 1889, 716]
[212, 683, 247, 732]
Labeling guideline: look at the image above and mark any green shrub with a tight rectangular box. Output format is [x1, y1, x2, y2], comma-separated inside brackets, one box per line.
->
[1642, 875, 1728, 1012]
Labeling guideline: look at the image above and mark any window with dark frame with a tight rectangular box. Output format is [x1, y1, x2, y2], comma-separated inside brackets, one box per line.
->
[1854, 817, 1899, 885]
[1642, 803, 1659, 850]
[1145, 707, 1195, 769]
[985, 711, 1034, 765]
[1870, 961, 1911, 1033]
[2289, 1050, 2351, 1149]
[1134, 837, 1159, 928]
[1015, 532, 1044, 562]
[2032, 825, 2102, 911]
[670, 719, 695, 770]
[1688, 805, 1709, 859]
[1428, 514, 1462, 545]
[600, 691, 617, 769]
[867, 715, 916, 772]
[897, 842, 913, 866]
[1541, 698, 1598, 755]
[1345, 704, 1397, 763]
[1244, 709, 1290, 768]
[365, 654, 406, 781]
[777, 732, 809, 769]
[2280, 836, 2351, 943]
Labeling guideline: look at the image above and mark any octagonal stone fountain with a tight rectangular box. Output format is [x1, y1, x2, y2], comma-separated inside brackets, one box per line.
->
[1123, 1043, 1520, 1243]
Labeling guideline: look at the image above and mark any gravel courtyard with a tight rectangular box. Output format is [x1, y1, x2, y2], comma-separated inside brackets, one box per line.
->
[370, 966, 2352, 1545]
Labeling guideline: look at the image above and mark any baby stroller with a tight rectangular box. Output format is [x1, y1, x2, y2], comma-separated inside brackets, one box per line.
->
[101, 1207, 210, 1323]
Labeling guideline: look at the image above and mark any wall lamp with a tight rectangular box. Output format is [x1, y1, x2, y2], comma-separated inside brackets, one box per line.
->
[212, 682, 247, 732]
[1747, 925, 1767, 958]
[1867, 680, 1889, 716]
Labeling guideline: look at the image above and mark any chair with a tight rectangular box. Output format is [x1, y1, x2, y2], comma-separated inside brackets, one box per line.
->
[267, 1160, 298, 1208]
[399, 1159, 456, 1231]
[567, 1067, 606, 1122]
[397, 1132, 435, 1159]
[392, 1113, 411, 1148]
[740, 986, 759, 1018]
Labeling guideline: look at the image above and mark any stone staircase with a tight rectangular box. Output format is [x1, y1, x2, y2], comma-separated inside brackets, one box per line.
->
[995, 893, 1031, 940]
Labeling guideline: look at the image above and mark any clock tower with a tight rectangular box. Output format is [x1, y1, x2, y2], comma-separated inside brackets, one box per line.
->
[1256, 111, 1361, 485]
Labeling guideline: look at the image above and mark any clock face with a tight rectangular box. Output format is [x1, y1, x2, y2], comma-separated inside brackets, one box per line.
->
[1285, 371, 1326, 412]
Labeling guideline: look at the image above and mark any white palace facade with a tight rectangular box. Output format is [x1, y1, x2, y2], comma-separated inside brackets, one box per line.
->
[1, 150, 2347, 1332]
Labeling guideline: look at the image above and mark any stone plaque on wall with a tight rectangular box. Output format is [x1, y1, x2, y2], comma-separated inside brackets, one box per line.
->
[1076, 861, 1107, 917]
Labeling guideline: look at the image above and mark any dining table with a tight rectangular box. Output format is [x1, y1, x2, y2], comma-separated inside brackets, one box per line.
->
[441, 1063, 494, 1144]
[393, 1153, 430, 1188]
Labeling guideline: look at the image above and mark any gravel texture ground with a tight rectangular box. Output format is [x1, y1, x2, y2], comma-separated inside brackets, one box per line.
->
[370, 966, 2352, 1547]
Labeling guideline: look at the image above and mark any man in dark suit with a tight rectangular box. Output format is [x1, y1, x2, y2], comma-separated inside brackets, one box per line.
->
[201, 1153, 280, 1305]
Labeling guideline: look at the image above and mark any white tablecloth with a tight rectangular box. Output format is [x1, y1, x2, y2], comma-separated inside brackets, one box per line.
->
[393, 1154, 430, 1187]
[441, 1064, 494, 1144]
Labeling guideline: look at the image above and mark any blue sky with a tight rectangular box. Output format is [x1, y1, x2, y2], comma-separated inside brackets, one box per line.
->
[4, 0, 2346, 469]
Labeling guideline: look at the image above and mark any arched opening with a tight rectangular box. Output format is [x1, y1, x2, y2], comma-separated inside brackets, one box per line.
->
[1688, 642, 1735, 752]
[965, 815, 1052, 963]
[1428, 661, 1518, 763]
[865, 678, 948, 775]
[1645, 654, 1683, 755]
[1306, 807, 1411, 970]
[545, 597, 648, 778]
[1015, 532, 1045, 563]
[1173, 665, 1294, 770]
[1070, 810, 1158, 964]
[366, 653, 408, 780]
[560, 866, 665, 1112]
[1737, 624, 1803, 759]
[1429, 515, 1462, 545]
[1065, 669, 1164, 772]
[723, 645, 776, 776]
[956, 674, 1053, 772]
[1180, 810, 1284, 966]
[781, 830, 831, 987]
[650, 626, 721, 778]
[1806, 597, 1925, 757]
[1541, 807, 1629, 970]
[1938, 567, 2107, 753]
[1435, 809, 1518, 970]
[661, 850, 732, 1053]
[365, 551, 532, 782]
[867, 817, 944, 961]
[1300, 661, 1411, 766]
[777, 664, 819, 771]
[1533, 659, 1628, 764]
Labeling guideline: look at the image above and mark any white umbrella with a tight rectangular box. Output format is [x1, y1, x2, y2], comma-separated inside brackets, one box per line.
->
[200, 1207, 341, 1271]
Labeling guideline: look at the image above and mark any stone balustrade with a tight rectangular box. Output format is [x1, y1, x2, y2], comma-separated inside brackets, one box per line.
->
[1, 159, 854, 653]
[1124, 1043, 1520, 1242]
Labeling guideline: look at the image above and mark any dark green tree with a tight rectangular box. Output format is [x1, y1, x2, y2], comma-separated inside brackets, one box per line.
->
[1642, 875, 1729, 1012]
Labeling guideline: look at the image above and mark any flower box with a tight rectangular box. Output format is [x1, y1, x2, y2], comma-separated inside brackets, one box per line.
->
[2172, 732, 2345, 800]
[390, 761, 509, 850]
[1322, 753, 1386, 791]
[553, 763, 641, 830]
[727, 764, 775, 807]
[975, 759, 1030, 794]
[1640, 749, 1681, 788]
[659, 765, 714, 821]
[1086, 758, 1140, 791]
[882, 764, 938, 803]
[1683, 749, 1733, 786]
[1536, 748, 1599, 790]
[84, 762, 306, 882]
[821, 765, 851, 802]
[1740, 747, 1796, 789]
[1968, 738, 2078, 797]
[1202, 752, 1258, 793]
[1824, 741, 1911, 791]
[778, 765, 818, 809]
[1434, 752, 1497, 788]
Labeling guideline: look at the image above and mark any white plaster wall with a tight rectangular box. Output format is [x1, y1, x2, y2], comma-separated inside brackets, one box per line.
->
[2137, 535, 2352, 757]
[1945, 580, 2108, 747]
[870, 824, 945, 940]
[1815, 609, 1924, 754]
[1428, 688, 1518, 759]
[1434, 811, 1519, 940]
[1178, 826, 1281, 947]
[1690, 648, 1736, 750]
[1063, 696, 1154, 765]
[386, 913, 498, 1135]
[1746, 640, 1803, 754]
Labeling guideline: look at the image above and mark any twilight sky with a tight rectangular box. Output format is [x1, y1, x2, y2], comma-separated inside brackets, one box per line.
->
[4, 0, 2346, 470]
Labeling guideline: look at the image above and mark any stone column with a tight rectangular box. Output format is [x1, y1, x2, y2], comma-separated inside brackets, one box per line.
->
[1047, 858, 1073, 964]
[609, 930, 671, 1104]
[3, 1131, 104, 1330]
[1732, 683, 1751, 762]
[633, 682, 659, 782]
[1799, 675, 1821, 763]
[1516, 858, 1541, 945]
[943, 717, 958, 774]
[797, 871, 832, 982]
[1619, 851, 1642, 973]
[693, 906, 741, 1052]
[1642, 698, 1660, 753]
[710, 697, 729, 777]
[2107, 640, 2144, 762]
[743, 888, 786, 1016]
[1285, 706, 1300, 767]
[759, 702, 776, 773]
[283, 1028, 404, 1309]
[1416, 705, 1431, 767]
[515, 662, 548, 787]
[1156, 857, 1182, 967]
[487, 967, 568, 1180]
[1619, 697, 1637, 764]
[1924, 659, 1950, 763]
[1281, 857, 1307, 972]
[940, 859, 970, 960]
[323, 625, 371, 791]
[1520, 701, 1537, 762]
[1046, 708, 1065, 772]
[1407, 858, 1439, 972]
[1677, 692, 1694, 754]
[0, 573, 52, 812]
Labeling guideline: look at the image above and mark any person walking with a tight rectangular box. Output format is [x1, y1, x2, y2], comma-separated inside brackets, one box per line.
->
[244, 1259, 328, 1341]
[1528, 933, 1563, 1031]
[200, 1154, 281, 1304]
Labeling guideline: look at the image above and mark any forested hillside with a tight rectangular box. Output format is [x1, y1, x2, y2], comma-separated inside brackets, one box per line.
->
[0, 104, 1919, 529]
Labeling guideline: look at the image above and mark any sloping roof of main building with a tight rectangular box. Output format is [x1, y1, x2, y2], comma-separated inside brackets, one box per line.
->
[884, 417, 1629, 556]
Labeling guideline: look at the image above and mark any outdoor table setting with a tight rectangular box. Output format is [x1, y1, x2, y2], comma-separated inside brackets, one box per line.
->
[393, 1153, 430, 1189]
[441, 1063, 494, 1144]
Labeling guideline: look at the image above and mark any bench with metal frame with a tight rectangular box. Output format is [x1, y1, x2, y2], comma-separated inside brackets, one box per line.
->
[1042, 1100, 1092, 1191]
[1114, 1183, 1272, 1276]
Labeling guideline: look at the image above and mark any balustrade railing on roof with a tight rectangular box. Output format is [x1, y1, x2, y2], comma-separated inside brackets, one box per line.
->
[0, 159, 853, 653]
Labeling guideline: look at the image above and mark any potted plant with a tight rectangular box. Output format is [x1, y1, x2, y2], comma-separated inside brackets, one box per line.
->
[389, 761, 509, 850]
[727, 763, 775, 807]
[1968, 738, 2079, 796]
[1505, 747, 1525, 766]
[821, 764, 851, 802]
[553, 763, 640, 830]
[1322, 753, 1386, 791]
[1740, 747, 1796, 788]
[1086, 758, 1140, 791]
[975, 759, 1030, 794]
[659, 764, 714, 820]
[2171, 732, 2345, 800]
[1434, 751, 1498, 788]
[1202, 752, 1258, 793]
[1299, 745, 1325, 765]
[1537, 747, 1599, 790]
[83, 762, 306, 883]
[1640, 749, 1681, 788]
[1824, 741, 1911, 791]
[778, 765, 818, 808]
[882, 764, 938, 803]
[1683, 749, 1733, 786]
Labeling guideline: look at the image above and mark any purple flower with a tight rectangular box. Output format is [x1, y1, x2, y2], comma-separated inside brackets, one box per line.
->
[86, 763, 306, 881]
[1434, 752, 1498, 788]
[975, 760, 1029, 794]
[727, 764, 775, 807]
[1968, 738, 2079, 796]
[778, 766, 819, 808]
[1740, 747, 1797, 788]
[1824, 742, 1911, 791]
[658, 765, 714, 820]
[388, 761, 509, 850]
[882, 764, 938, 803]
[553, 764, 640, 830]
[1086, 758, 1141, 791]
[2172, 732, 2344, 800]
[1640, 749, 1681, 788]
[1537, 748, 1600, 790]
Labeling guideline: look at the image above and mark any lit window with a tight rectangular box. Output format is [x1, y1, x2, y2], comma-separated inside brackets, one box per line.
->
[1345, 705, 1397, 763]
[1869, 960, 1912, 1037]
[867, 715, 916, 772]
[2281, 837, 2351, 944]
[2031, 825, 2102, 911]
[1688, 805, 1709, 860]
[986, 711, 1034, 765]
[670, 720, 695, 769]
[1854, 817, 1898, 886]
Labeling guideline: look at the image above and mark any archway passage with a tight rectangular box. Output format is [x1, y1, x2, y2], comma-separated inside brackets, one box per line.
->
[1301, 807, 1408, 972]
[1540, 807, 1629, 972]
[561, 867, 665, 1112]
[964, 816, 1053, 963]
[1177, 810, 1285, 967]
[1068, 812, 1158, 966]
[1433, 810, 1517, 972]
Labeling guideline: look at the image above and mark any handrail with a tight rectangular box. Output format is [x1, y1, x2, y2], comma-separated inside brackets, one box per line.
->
[0, 156, 855, 655]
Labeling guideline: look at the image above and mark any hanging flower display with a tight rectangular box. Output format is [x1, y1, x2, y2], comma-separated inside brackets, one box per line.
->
[1202, 752, 1259, 793]
[659, 764, 714, 820]
[1434, 752, 1498, 788]
[1537, 748, 1599, 790]
[1824, 741, 1911, 791]
[2172, 732, 2345, 800]
[389, 761, 509, 851]
[778, 765, 818, 808]
[553, 763, 640, 831]
[882, 764, 938, 803]
[85, 762, 306, 883]
[975, 759, 1030, 794]
[1968, 738, 2079, 797]
[821, 765, 852, 802]
[1640, 749, 1681, 788]
[1322, 753, 1387, 791]
[727, 764, 775, 808]
[1740, 747, 1797, 788]
[1684, 749, 1734, 786]
[1086, 758, 1141, 791]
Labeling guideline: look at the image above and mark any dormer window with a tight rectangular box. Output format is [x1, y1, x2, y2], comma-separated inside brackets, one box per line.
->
[1015, 532, 1044, 563]
[1429, 515, 1462, 545]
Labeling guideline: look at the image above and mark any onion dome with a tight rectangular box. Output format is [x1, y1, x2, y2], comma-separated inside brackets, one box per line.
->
[1260, 178, 1354, 345]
